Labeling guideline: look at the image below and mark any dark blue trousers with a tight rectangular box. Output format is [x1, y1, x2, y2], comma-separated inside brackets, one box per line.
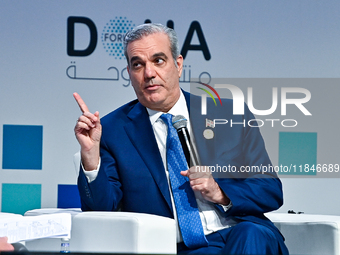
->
[177, 221, 288, 255]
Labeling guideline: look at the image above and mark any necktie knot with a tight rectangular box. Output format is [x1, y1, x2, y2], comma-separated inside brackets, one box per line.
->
[160, 114, 180, 157]
[160, 113, 173, 128]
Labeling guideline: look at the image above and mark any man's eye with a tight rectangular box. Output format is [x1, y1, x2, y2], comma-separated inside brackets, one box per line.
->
[132, 62, 141, 68]
[155, 58, 165, 64]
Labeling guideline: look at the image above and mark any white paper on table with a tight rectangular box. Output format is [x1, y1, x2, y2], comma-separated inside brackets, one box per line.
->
[0, 213, 71, 243]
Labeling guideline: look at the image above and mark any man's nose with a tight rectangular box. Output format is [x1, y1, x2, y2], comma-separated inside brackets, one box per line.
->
[144, 63, 156, 80]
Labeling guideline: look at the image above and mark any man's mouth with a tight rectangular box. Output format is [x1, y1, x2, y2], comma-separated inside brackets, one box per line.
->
[145, 84, 161, 91]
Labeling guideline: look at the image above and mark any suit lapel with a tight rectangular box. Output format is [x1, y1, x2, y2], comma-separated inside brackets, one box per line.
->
[183, 90, 191, 112]
[184, 91, 219, 166]
[124, 102, 173, 214]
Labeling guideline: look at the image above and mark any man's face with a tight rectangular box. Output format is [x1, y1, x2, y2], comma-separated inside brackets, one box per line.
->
[126, 33, 183, 112]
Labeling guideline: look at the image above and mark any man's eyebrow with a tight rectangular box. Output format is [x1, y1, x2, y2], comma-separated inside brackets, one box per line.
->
[129, 52, 168, 65]
[130, 56, 142, 64]
[152, 52, 168, 60]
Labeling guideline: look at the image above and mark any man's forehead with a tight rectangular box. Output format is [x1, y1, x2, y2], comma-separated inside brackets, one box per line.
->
[127, 33, 169, 50]
[126, 32, 171, 61]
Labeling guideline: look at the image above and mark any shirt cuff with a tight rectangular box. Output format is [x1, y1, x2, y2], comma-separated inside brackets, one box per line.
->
[219, 201, 232, 212]
[82, 158, 101, 183]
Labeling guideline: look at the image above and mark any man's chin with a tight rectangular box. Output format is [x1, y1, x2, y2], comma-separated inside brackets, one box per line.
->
[142, 97, 170, 111]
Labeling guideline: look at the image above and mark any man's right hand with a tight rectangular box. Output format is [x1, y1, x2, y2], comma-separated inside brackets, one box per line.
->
[73, 92, 102, 171]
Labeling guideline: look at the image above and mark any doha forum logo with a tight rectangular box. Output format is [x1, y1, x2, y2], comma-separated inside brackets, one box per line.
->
[67, 16, 212, 85]
[67, 16, 211, 62]
[101, 17, 135, 59]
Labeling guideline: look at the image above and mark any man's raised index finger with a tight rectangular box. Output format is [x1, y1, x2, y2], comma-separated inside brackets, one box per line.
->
[73, 92, 90, 113]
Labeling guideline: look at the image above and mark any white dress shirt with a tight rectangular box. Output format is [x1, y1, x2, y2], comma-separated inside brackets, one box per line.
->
[83, 90, 237, 242]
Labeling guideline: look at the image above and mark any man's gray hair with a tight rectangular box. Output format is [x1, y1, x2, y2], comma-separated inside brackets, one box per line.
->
[123, 23, 180, 65]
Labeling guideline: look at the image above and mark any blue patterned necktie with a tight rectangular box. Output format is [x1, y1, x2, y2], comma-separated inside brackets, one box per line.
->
[160, 113, 208, 249]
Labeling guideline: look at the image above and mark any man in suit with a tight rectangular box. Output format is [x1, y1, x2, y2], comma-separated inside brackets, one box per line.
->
[74, 23, 288, 254]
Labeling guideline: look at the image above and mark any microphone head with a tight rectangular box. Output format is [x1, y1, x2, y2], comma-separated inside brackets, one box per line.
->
[172, 115, 187, 130]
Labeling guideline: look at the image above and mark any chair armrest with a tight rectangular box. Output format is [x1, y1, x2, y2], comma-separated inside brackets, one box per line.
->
[266, 212, 340, 255]
[70, 211, 176, 254]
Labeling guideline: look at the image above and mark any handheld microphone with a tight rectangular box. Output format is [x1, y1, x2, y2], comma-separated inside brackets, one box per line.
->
[172, 115, 199, 167]
[12, 242, 28, 252]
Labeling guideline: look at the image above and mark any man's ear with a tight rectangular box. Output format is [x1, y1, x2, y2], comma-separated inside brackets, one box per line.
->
[127, 65, 130, 75]
[176, 55, 184, 78]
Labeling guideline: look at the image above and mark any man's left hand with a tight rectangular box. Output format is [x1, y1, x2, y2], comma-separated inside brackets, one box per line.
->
[0, 236, 14, 252]
[181, 166, 230, 205]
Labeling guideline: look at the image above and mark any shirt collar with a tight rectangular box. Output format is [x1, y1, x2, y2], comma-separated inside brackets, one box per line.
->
[147, 90, 189, 125]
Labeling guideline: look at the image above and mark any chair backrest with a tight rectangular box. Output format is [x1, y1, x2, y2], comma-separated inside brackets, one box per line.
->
[73, 151, 81, 175]
[0, 212, 23, 219]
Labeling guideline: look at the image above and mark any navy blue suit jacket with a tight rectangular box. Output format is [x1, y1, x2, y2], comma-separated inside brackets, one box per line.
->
[78, 90, 287, 253]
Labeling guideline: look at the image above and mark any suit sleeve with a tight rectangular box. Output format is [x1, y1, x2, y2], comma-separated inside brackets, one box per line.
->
[216, 104, 283, 216]
[77, 137, 123, 211]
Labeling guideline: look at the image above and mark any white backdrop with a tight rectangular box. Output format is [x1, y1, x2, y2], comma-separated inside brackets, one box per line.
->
[1, 0, 340, 215]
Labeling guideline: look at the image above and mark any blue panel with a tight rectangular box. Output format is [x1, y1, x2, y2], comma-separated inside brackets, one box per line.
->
[58, 184, 81, 208]
[279, 132, 317, 175]
[2, 183, 41, 215]
[2, 125, 43, 170]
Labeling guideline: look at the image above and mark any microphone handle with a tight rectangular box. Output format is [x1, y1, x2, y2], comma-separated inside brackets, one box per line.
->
[12, 242, 28, 252]
[177, 127, 199, 167]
